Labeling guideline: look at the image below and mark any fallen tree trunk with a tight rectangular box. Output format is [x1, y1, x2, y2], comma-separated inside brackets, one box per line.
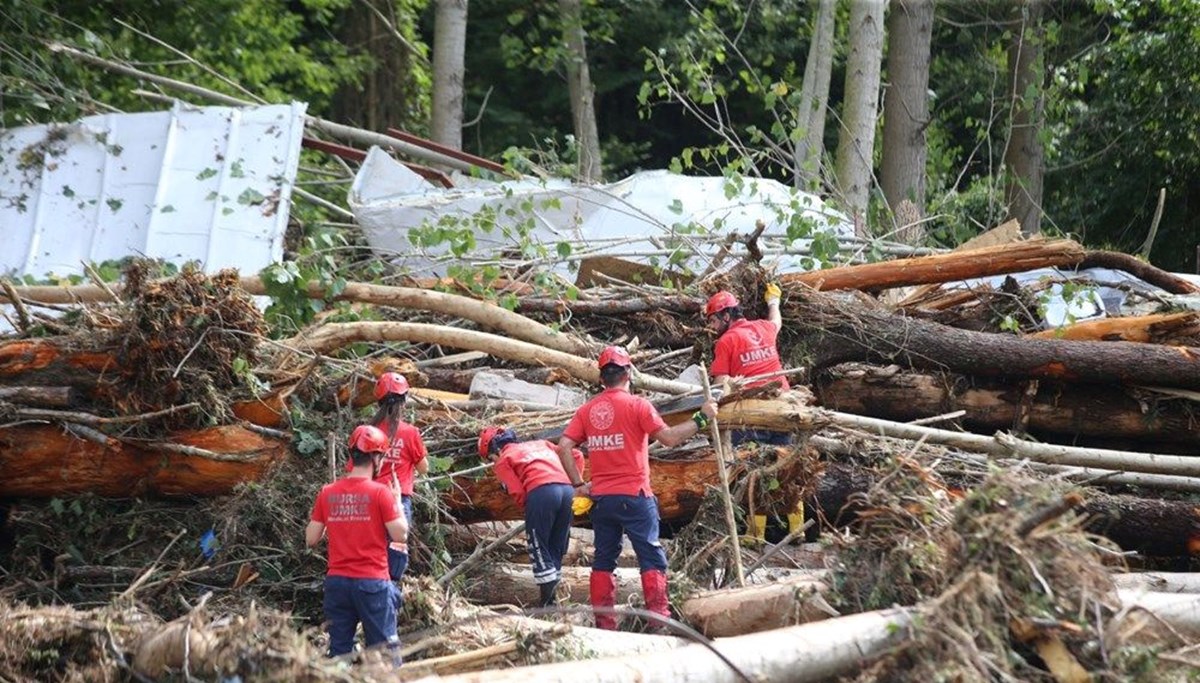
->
[777, 238, 1200, 295]
[446, 447, 756, 524]
[1029, 312, 1200, 344]
[287, 322, 698, 396]
[420, 607, 915, 683]
[679, 574, 834, 638]
[423, 366, 575, 395]
[1112, 573, 1200, 594]
[810, 462, 1200, 558]
[815, 365, 1199, 445]
[824, 409, 1200, 478]
[516, 295, 702, 316]
[789, 289, 1200, 389]
[780, 238, 1087, 291]
[0, 424, 287, 497]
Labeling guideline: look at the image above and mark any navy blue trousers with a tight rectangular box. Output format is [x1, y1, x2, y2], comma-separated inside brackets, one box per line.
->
[387, 495, 413, 582]
[590, 493, 667, 572]
[525, 482, 575, 584]
[324, 576, 400, 658]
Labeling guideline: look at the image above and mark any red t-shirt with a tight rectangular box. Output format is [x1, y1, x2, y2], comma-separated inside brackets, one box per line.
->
[494, 439, 584, 507]
[373, 419, 427, 495]
[711, 319, 789, 390]
[563, 387, 667, 496]
[310, 476, 401, 579]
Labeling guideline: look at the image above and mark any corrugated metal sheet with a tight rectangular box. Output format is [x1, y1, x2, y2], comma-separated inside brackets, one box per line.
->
[0, 101, 307, 280]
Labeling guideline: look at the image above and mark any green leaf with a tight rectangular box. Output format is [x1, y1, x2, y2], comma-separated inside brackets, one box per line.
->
[197, 168, 218, 181]
[237, 188, 266, 205]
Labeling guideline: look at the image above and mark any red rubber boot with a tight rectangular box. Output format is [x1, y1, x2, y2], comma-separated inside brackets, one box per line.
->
[640, 569, 670, 632]
[589, 570, 618, 630]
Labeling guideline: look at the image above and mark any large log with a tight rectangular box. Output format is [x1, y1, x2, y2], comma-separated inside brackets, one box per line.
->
[1, 340, 291, 429]
[679, 574, 833, 638]
[0, 424, 288, 497]
[814, 365, 1200, 445]
[1029, 312, 1200, 344]
[780, 238, 1087, 291]
[423, 366, 574, 394]
[810, 462, 1200, 558]
[0, 386, 75, 407]
[790, 289, 1200, 389]
[777, 238, 1200, 295]
[447, 445, 774, 524]
[288, 321, 699, 395]
[415, 607, 916, 683]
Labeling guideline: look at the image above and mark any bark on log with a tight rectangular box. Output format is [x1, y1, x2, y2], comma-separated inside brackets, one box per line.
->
[288, 322, 698, 395]
[516, 295, 703, 316]
[1112, 573, 1200, 594]
[791, 289, 1200, 389]
[1029, 312, 1200, 345]
[810, 462, 1200, 558]
[780, 238, 1086, 291]
[814, 365, 1200, 445]
[1077, 251, 1200, 295]
[0, 386, 75, 407]
[423, 367, 574, 395]
[414, 607, 915, 683]
[0, 424, 287, 497]
[679, 574, 833, 637]
[825, 409, 1200, 478]
[661, 398, 826, 433]
[446, 448, 753, 524]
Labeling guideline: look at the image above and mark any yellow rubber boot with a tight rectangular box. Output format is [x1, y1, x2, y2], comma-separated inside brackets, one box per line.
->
[787, 501, 806, 538]
[743, 514, 768, 546]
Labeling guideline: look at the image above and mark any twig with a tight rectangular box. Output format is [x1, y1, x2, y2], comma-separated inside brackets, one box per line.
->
[436, 523, 526, 587]
[118, 528, 187, 600]
[1015, 492, 1084, 537]
[0, 280, 31, 332]
[172, 328, 211, 378]
[16, 402, 200, 426]
[701, 362, 745, 588]
[81, 261, 122, 303]
[907, 410, 967, 426]
[141, 441, 259, 463]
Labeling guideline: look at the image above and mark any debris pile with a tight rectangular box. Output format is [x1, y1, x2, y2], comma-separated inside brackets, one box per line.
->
[2, 228, 1200, 680]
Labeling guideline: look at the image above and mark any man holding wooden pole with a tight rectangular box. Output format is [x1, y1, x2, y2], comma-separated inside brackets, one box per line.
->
[706, 285, 801, 542]
[557, 346, 716, 631]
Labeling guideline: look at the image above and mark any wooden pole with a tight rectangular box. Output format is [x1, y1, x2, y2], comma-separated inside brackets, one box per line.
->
[700, 363, 745, 588]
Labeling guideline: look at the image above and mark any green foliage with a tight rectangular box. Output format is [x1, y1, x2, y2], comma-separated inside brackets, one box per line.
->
[0, 0, 370, 127]
[258, 229, 351, 336]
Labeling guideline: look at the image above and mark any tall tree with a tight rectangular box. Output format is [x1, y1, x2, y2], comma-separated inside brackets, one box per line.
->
[1003, 0, 1046, 236]
[834, 0, 886, 231]
[431, 0, 468, 149]
[559, 0, 603, 182]
[793, 0, 837, 190]
[880, 0, 934, 244]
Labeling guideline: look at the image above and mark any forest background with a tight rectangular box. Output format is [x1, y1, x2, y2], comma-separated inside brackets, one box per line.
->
[1, 0, 1197, 271]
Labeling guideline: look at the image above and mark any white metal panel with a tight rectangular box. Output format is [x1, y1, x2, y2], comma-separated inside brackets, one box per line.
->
[0, 102, 307, 281]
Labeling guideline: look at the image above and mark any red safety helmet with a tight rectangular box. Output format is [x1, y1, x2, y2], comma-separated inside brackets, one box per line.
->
[374, 372, 410, 401]
[478, 426, 504, 459]
[348, 424, 389, 454]
[705, 291, 740, 317]
[597, 345, 633, 369]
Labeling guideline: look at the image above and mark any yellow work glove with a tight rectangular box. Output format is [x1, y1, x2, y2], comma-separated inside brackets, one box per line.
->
[572, 495, 593, 516]
[764, 282, 782, 305]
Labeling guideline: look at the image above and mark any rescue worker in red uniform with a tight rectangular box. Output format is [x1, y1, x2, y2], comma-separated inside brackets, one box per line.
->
[307, 425, 407, 660]
[556, 346, 717, 631]
[369, 372, 428, 601]
[706, 286, 791, 447]
[479, 426, 585, 607]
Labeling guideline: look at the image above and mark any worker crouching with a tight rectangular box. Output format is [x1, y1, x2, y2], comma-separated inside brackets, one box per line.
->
[479, 426, 582, 607]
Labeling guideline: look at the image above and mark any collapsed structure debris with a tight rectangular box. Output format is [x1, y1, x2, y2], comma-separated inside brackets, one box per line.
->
[3, 220, 1200, 681]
